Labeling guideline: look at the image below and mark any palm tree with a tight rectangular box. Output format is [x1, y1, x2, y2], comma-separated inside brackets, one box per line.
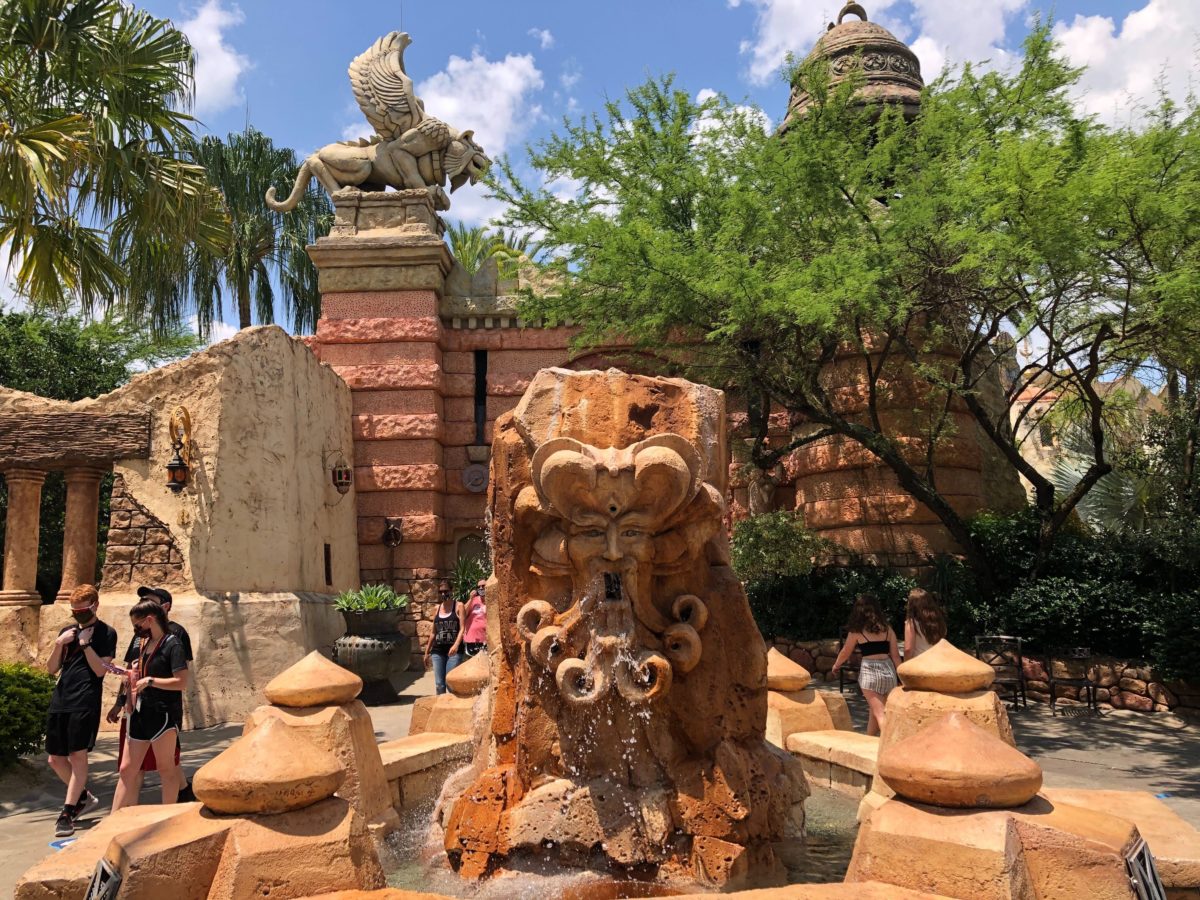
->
[445, 223, 542, 277]
[182, 128, 332, 334]
[445, 222, 498, 275]
[0, 0, 224, 316]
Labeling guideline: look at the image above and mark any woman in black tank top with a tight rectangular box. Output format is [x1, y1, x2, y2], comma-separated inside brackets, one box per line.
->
[423, 580, 464, 695]
[831, 594, 902, 736]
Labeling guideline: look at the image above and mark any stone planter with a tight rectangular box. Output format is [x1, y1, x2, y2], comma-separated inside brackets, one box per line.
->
[333, 608, 412, 703]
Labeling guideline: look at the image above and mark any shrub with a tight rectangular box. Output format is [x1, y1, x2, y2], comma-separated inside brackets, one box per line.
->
[747, 566, 916, 640]
[450, 555, 492, 604]
[0, 663, 55, 765]
[333, 584, 410, 612]
[731, 511, 830, 583]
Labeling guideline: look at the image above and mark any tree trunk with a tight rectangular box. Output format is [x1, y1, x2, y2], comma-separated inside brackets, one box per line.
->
[237, 276, 252, 330]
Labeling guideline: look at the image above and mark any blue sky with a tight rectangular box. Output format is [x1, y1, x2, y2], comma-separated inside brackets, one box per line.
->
[31, 1, 1200, 336]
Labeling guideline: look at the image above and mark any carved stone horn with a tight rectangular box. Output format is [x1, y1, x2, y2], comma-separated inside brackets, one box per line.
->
[630, 435, 704, 521]
[531, 438, 596, 515]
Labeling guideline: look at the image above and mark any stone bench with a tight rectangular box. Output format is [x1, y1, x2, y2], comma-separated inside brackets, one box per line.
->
[378, 733, 473, 811]
[1042, 788, 1200, 898]
[786, 730, 879, 798]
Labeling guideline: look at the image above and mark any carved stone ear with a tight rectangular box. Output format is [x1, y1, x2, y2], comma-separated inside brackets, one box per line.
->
[531, 525, 570, 574]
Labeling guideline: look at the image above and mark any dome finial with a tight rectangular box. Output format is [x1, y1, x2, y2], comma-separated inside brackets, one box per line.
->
[838, 2, 869, 24]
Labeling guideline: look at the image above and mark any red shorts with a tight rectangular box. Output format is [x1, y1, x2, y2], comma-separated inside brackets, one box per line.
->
[117, 718, 181, 770]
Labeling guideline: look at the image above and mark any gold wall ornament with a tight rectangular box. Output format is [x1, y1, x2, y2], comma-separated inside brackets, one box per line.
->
[166, 406, 192, 492]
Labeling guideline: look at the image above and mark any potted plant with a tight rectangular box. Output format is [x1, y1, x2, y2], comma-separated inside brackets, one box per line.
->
[332, 584, 412, 700]
[334, 583, 410, 635]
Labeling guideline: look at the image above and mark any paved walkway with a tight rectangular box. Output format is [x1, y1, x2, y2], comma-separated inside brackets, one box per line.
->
[2, 682, 1198, 899]
[0, 670, 435, 900]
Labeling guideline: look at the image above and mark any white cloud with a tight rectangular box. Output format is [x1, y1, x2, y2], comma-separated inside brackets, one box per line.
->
[560, 63, 582, 91]
[528, 27, 555, 49]
[417, 52, 544, 156]
[694, 88, 772, 133]
[730, 0, 1026, 86]
[179, 0, 252, 119]
[188, 314, 239, 345]
[730, 0, 905, 85]
[906, 0, 1026, 77]
[1053, 0, 1200, 123]
[417, 51, 544, 226]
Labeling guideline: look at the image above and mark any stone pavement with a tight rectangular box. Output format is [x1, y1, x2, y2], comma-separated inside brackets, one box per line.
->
[0, 669, 435, 900]
[2, 681, 1198, 899]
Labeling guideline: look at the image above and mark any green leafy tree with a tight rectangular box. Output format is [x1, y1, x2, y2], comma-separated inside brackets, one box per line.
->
[0, 0, 224, 317]
[491, 31, 1200, 587]
[177, 128, 332, 335]
[0, 312, 197, 599]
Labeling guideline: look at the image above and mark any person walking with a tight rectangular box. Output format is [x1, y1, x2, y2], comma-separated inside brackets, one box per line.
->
[44, 584, 118, 837]
[108, 586, 194, 803]
[460, 578, 487, 658]
[424, 580, 462, 695]
[111, 599, 189, 811]
[831, 593, 901, 737]
[904, 587, 947, 662]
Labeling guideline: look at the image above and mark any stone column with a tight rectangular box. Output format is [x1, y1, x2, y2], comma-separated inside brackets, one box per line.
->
[56, 465, 107, 602]
[0, 468, 47, 606]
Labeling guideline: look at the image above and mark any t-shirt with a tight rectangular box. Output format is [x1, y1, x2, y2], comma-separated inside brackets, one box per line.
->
[48, 619, 119, 714]
[462, 596, 487, 644]
[124, 621, 193, 664]
[130, 633, 188, 715]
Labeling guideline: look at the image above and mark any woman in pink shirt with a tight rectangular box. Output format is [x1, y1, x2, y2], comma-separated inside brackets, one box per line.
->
[459, 579, 487, 657]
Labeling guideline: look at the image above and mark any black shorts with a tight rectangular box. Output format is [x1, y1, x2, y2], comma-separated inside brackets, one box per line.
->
[45, 709, 101, 756]
[462, 642, 485, 657]
[127, 706, 181, 743]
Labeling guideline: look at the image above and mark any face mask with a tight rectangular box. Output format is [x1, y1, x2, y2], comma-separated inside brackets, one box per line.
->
[71, 609, 93, 624]
[134, 625, 152, 638]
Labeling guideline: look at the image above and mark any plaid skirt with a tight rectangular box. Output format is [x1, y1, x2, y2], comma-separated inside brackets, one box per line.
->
[859, 658, 898, 695]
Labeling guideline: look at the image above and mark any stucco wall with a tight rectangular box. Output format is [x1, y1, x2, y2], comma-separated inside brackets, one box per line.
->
[0, 325, 358, 595]
[104, 325, 358, 594]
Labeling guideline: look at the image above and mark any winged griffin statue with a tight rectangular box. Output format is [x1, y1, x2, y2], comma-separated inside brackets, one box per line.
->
[266, 32, 491, 213]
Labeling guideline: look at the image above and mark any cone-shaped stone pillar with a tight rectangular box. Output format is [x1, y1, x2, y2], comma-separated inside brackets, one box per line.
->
[56, 466, 107, 602]
[1, 468, 47, 606]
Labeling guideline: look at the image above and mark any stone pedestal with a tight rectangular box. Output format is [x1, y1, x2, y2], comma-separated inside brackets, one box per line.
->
[56, 465, 107, 602]
[245, 700, 400, 842]
[0, 468, 46, 606]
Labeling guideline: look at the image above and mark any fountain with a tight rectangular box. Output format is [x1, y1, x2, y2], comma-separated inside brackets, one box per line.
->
[435, 368, 808, 889]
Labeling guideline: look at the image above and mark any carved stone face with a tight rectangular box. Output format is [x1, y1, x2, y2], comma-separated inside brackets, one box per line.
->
[446, 131, 492, 192]
[516, 435, 720, 706]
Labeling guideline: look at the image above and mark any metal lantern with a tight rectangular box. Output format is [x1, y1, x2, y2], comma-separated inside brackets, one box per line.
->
[165, 448, 189, 491]
[165, 407, 192, 492]
[331, 461, 353, 494]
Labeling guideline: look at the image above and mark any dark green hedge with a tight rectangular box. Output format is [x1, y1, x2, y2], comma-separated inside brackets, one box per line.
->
[0, 663, 55, 766]
[745, 508, 1200, 679]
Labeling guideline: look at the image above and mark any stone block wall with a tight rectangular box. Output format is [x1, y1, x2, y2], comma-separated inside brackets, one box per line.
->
[1019, 655, 1200, 714]
[768, 638, 1200, 714]
[101, 475, 186, 588]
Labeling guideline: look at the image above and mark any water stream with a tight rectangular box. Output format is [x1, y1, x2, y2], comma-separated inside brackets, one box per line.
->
[383, 786, 860, 897]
